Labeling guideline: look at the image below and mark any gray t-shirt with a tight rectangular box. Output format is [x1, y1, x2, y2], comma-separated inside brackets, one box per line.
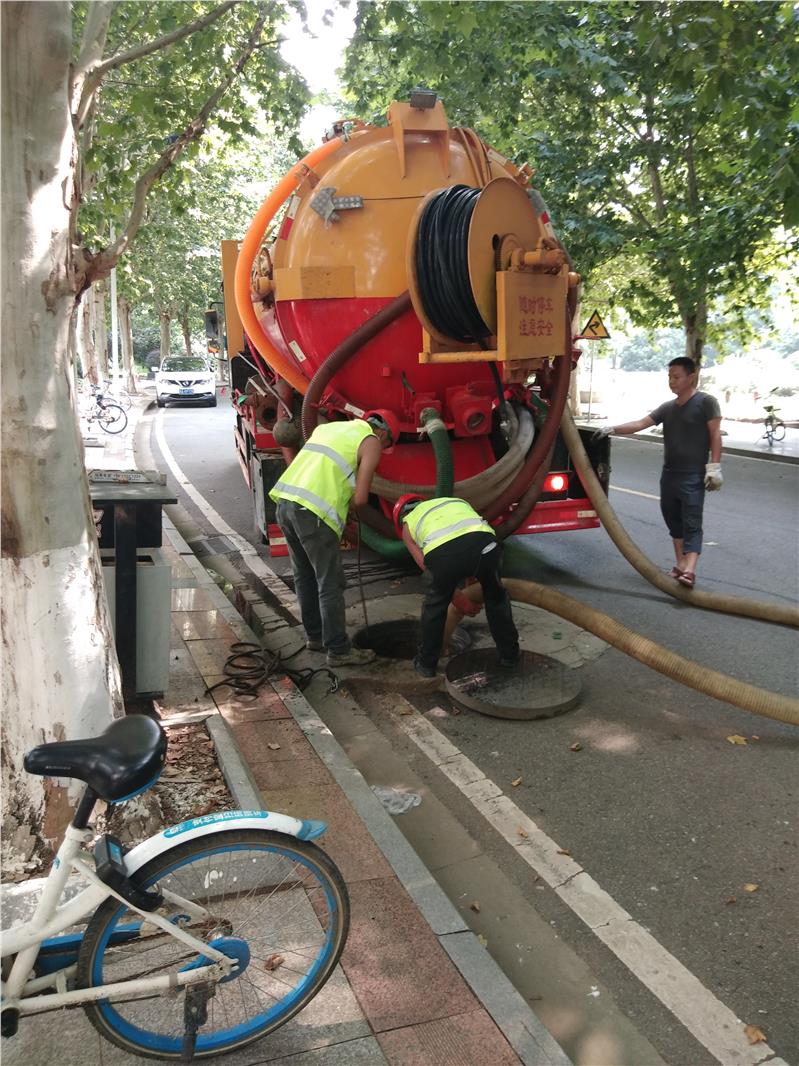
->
[649, 391, 721, 472]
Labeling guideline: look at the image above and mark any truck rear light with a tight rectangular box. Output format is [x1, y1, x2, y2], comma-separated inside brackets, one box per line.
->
[544, 473, 568, 493]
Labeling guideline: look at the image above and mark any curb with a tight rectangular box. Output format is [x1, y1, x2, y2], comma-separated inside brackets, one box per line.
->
[587, 427, 798, 466]
[161, 513, 572, 1066]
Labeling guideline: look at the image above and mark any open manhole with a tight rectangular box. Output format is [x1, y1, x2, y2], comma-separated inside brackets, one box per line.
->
[445, 648, 581, 720]
[353, 619, 471, 661]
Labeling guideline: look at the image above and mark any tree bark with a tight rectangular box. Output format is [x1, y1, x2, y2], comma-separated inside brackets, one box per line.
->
[180, 309, 192, 357]
[1, 3, 122, 847]
[93, 283, 109, 380]
[118, 296, 138, 394]
[76, 294, 96, 385]
[683, 295, 707, 367]
[159, 309, 171, 362]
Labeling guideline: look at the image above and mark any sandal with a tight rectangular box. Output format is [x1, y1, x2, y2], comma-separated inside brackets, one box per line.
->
[666, 566, 684, 579]
[677, 570, 696, 588]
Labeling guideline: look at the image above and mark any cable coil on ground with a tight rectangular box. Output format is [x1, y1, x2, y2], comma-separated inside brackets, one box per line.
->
[205, 642, 339, 698]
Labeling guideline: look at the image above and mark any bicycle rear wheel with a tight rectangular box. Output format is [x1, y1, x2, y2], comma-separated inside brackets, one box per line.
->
[77, 830, 349, 1060]
[772, 420, 786, 442]
[98, 403, 127, 434]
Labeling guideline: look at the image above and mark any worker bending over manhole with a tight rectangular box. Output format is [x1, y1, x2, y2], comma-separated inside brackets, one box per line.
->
[396, 495, 519, 678]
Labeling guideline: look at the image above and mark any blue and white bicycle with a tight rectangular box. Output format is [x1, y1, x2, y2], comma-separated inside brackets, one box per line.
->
[1, 715, 349, 1060]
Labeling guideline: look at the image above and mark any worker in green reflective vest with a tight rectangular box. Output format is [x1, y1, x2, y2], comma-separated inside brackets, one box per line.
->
[270, 413, 395, 667]
[398, 496, 519, 678]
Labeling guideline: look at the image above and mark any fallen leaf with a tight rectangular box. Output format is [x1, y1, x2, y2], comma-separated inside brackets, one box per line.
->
[744, 1024, 766, 1045]
[743, 883, 759, 893]
[511, 776, 522, 787]
[263, 954, 284, 971]
[570, 742, 583, 752]
[557, 848, 572, 856]
[724, 896, 737, 905]
[470, 901, 481, 912]
[477, 934, 488, 947]
[726, 734, 748, 745]
[398, 704, 414, 715]
[517, 827, 529, 839]
[267, 743, 281, 750]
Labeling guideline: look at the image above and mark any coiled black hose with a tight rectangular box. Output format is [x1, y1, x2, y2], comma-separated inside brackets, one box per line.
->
[415, 185, 490, 342]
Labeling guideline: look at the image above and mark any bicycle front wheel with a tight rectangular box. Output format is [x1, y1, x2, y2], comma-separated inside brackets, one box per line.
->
[77, 829, 349, 1060]
[98, 403, 128, 434]
[772, 420, 786, 442]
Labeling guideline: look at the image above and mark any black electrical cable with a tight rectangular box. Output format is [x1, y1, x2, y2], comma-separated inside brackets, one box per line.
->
[415, 185, 491, 343]
[205, 642, 339, 698]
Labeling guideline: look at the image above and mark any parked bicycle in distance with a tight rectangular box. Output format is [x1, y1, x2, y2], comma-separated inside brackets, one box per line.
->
[762, 402, 786, 447]
[83, 389, 128, 434]
[1, 715, 349, 1061]
[101, 378, 133, 410]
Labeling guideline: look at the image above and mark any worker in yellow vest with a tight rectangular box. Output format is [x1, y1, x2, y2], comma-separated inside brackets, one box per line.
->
[397, 496, 519, 678]
[271, 412, 396, 666]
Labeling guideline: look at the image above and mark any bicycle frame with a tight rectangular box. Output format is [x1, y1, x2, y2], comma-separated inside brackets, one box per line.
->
[2, 809, 325, 1018]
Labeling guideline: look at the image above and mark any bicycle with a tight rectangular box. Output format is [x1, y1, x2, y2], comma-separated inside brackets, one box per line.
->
[762, 404, 786, 446]
[84, 391, 128, 434]
[1, 715, 349, 1061]
[102, 379, 133, 411]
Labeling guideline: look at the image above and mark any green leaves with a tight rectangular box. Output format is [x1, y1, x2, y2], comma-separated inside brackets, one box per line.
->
[343, 0, 798, 354]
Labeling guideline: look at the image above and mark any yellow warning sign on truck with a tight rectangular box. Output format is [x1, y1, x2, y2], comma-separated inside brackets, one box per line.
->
[577, 310, 610, 340]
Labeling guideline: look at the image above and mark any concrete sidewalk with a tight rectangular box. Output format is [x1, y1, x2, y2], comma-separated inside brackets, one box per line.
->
[1, 395, 569, 1065]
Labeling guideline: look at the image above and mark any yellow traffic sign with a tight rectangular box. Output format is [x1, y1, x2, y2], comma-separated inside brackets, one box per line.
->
[578, 310, 610, 340]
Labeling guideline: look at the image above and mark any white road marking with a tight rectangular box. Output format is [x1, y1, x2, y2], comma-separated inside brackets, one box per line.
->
[610, 484, 660, 501]
[388, 694, 787, 1066]
[154, 410, 297, 613]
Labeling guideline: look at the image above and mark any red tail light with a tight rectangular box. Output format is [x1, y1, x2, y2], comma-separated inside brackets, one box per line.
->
[544, 473, 568, 493]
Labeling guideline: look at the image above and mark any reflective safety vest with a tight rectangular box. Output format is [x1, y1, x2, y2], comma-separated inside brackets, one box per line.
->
[270, 420, 374, 536]
[405, 497, 494, 556]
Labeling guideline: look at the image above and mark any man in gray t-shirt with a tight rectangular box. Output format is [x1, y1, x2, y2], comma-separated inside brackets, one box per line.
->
[593, 357, 723, 589]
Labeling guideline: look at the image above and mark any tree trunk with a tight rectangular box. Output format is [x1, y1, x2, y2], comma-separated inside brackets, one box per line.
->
[118, 296, 138, 394]
[1, 3, 122, 849]
[159, 309, 171, 362]
[76, 293, 97, 386]
[180, 309, 192, 357]
[93, 282, 109, 380]
[683, 298, 707, 367]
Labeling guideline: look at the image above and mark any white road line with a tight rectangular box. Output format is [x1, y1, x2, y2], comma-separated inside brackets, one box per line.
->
[388, 695, 786, 1066]
[153, 411, 298, 614]
[609, 484, 660, 501]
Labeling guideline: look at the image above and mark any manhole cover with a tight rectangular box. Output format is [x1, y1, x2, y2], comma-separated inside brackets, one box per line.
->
[354, 620, 471, 661]
[445, 648, 581, 720]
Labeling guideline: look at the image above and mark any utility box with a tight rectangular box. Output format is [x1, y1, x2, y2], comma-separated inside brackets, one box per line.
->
[100, 548, 171, 696]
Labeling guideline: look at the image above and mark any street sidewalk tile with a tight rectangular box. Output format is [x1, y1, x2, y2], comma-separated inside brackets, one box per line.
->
[185, 636, 239, 678]
[232, 718, 318, 765]
[212, 684, 293, 724]
[257, 783, 395, 886]
[172, 608, 238, 640]
[340, 877, 479, 1033]
[376, 1009, 522, 1066]
[171, 586, 218, 611]
[251, 754, 337, 790]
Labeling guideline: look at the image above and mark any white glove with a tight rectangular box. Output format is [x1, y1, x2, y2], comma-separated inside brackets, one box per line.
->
[591, 426, 614, 442]
[704, 463, 723, 491]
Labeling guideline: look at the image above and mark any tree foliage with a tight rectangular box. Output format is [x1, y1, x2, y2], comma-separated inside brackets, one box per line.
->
[343, 1, 799, 361]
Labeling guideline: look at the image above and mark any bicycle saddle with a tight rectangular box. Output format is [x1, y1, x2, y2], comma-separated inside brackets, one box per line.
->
[24, 715, 167, 803]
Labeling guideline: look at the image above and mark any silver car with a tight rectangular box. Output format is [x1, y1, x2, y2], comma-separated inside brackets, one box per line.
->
[155, 356, 216, 407]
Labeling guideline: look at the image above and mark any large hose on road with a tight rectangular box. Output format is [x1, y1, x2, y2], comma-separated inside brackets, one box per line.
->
[450, 580, 799, 726]
[559, 409, 799, 628]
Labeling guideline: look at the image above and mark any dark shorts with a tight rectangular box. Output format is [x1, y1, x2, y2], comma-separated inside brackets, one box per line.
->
[659, 469, 705, 554]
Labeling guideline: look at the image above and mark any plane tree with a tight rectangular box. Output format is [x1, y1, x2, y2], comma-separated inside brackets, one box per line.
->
[343, 0, 798, 363]
[1, 0, 307, 850]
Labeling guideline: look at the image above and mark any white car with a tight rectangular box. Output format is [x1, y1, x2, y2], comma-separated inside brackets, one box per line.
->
[155, 357, 216, 407]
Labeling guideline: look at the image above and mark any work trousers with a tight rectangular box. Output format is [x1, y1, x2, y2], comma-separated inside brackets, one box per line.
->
[659, 469, 705, 555]
[417, 531, 519, 670]
[275, 499, 350, 653]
